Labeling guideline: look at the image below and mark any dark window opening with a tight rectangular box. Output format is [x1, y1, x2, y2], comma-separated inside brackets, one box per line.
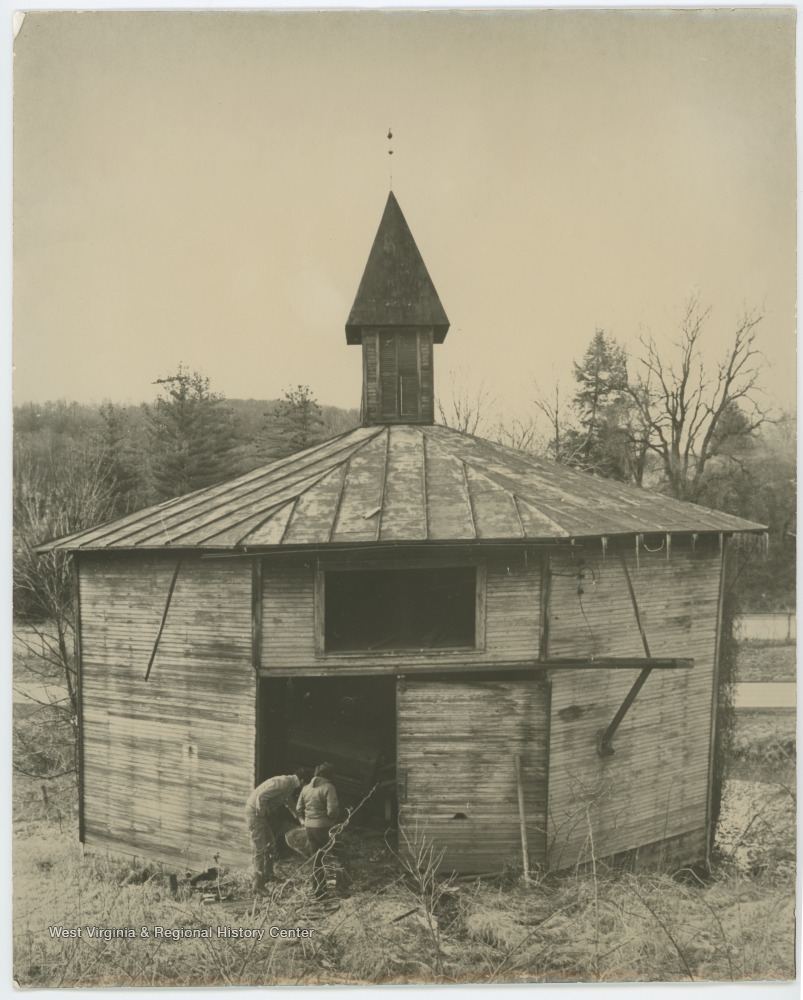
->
[325, 567, 476, 651]
[379, 332, 419, 420]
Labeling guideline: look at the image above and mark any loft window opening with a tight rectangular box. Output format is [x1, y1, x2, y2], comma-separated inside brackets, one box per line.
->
[379, 331, 419, 421]
[324, 566, 477, 652]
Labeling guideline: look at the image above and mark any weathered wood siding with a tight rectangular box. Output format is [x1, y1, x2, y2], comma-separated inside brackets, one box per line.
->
[362, 331, 379, 423]
[260, 556, 541, 674]
[78, 553, 254, 870]
[546, 538, 722, 868]
[418, 329, 434, 424]
[397, 677, 549, 873]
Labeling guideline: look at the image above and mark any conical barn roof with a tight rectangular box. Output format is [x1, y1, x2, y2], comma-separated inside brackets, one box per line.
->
[41, 425, 766, 552]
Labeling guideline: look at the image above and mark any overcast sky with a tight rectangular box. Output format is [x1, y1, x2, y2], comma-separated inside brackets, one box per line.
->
[13, 9, 796, 422]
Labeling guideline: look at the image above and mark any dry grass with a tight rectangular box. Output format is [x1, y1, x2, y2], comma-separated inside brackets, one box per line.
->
[736, 640, 796, 682]
[730, 711, 796, 779]
[13, 765, 795, 987]
[12, 638, 796, 987]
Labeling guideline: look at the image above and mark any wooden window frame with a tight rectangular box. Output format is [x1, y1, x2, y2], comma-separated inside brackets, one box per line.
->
[314, 557, 487, 657]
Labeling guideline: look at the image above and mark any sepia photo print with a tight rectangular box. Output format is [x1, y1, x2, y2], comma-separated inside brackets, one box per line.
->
[11, 7, 797, 991]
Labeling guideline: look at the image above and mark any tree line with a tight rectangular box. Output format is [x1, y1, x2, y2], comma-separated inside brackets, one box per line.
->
[14, 297, 795, 631]
[11, 301, 794, 782]
[13, 371, 360, 778]
[439, 298, 795, 612]
[14, 371, 358, 622]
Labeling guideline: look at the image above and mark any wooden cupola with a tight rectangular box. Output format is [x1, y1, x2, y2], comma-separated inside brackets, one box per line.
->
[346, 191, 449, 425]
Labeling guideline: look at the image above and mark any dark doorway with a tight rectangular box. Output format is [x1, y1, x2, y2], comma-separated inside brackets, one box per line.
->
[257, 676, 397, 825]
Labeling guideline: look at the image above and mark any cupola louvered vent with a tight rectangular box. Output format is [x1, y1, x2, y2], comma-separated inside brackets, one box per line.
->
[379, 331, 420, 421]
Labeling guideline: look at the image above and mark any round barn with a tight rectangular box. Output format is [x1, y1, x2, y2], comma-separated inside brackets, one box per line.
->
[43, 192, 765, 876]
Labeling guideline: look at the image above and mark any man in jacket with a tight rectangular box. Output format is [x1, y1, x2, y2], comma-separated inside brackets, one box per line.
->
[296, 762, 349, 899]
[246, 767, 311, 893]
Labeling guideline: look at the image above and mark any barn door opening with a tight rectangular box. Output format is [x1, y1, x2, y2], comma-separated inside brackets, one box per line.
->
[396, 676, 549, 874]
[257, 676, 396, 826]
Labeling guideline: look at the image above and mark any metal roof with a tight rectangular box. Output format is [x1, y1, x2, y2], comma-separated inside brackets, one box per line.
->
[42, 424, 765, 552]
[345, 192, 450, 344]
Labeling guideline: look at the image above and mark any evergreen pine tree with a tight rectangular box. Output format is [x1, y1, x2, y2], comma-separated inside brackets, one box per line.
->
[568, 330, 639, 481]
[146, 365, 242, 500]
[261, 384, 326, 459]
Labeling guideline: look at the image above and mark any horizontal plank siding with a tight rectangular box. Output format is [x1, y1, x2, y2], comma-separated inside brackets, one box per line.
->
[79, 553, 254, 871]
[260, 556, 541, 673]
[485, 561, 540, 656]
[262, 564, 318, 666]
[397, 678, 549, 874]
[546, 538, 722, 868]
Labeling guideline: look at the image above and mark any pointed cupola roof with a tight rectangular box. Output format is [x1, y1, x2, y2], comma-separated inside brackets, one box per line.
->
[345, 191, 450, 344]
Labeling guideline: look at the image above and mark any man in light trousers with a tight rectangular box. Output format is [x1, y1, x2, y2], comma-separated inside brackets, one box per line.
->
[245, 767, 311, 893]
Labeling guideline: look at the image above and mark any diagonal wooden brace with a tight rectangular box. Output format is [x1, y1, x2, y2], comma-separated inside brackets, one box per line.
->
[144, 558, 183, 682]
[598, 665, 654, 757]
[598, 553, 665, 757]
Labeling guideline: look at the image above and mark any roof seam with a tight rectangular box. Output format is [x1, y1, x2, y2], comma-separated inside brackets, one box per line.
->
[100, 428, 386, 549]
[277, 497, 299, 546]
[147, 469, 333, 547]
[207, 429, 391, 548]
[328, 457, 350, 543]
[376, 427, 391, 543]
[437, 424, 765, 523]
[48, 426, 376, 551]
[511, 495, 527, 539]
[231, 498, 294, 548]
[460, 461, 478, 540]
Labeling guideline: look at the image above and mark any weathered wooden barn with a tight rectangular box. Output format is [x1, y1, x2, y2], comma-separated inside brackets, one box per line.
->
[44, 191, 765, 875]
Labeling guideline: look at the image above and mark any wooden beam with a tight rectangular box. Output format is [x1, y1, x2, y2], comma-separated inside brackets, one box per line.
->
[251, 557, 262, 671]
[72, 555, 85, 845]
[598, 555, 654, 756]
[475, 562, 487, 651]
[257, 657, 693, 680]
[619, 552, 652, 658]
[539, 555, 551, 660]
[313, 565, 326, 655]
[143, 558, 182, 682]
[514, 754, 531, 884]
[198, 542, 574, 561]
[543, 675, 553, 866]
[597, 667, 653, 758]
[705, 534, 730, 868]
[546, 658, 692, 669]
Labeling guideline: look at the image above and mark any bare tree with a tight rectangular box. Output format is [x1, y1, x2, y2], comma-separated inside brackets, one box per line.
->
[436, 369, 495, 436]
[628, 297, 769, 501]
[491, 416, 540, 454]
[529, 378, 587, 466]
[14, 444, 118, 776]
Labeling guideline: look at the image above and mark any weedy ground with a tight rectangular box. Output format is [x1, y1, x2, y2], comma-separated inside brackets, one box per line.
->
[12, 639, 797, 987]
[13, 743, 795, 985]
[736, 640, 796, 683]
